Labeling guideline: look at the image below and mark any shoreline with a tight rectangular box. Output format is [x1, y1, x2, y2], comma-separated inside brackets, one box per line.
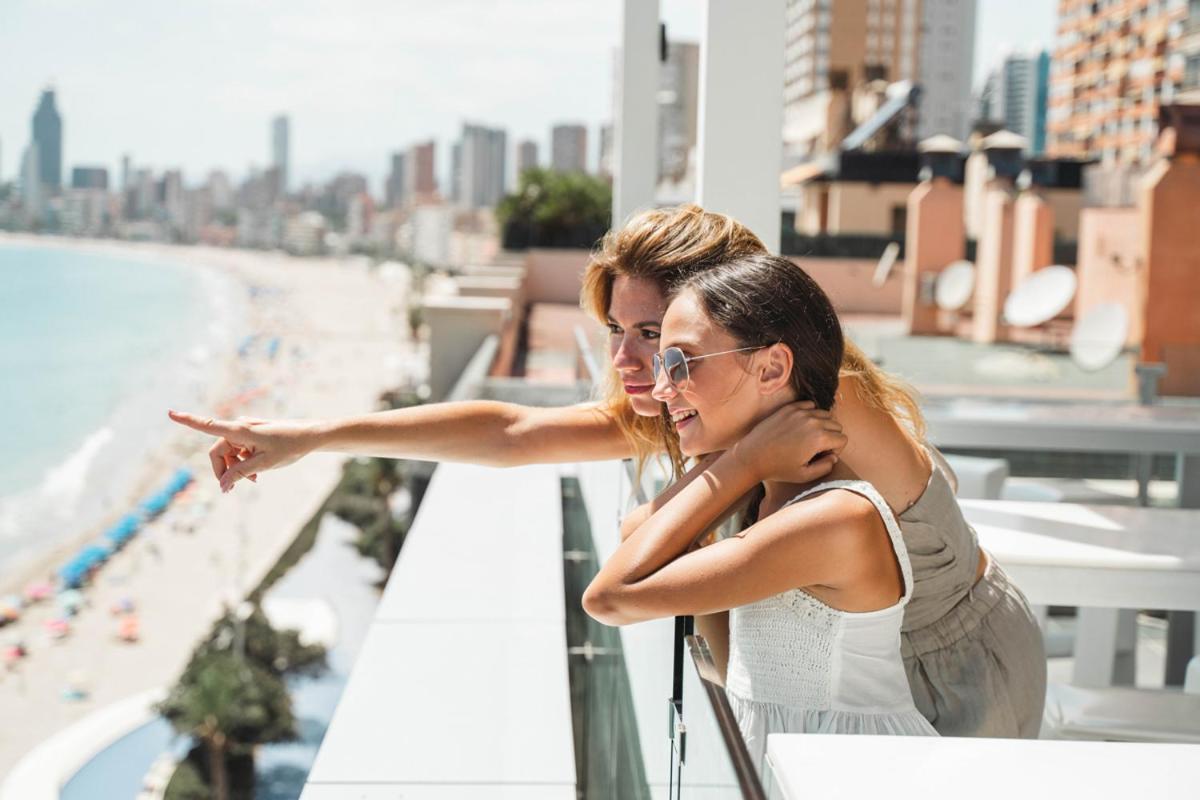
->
[0, 233, 249, 599]
[0, 234, 412, 781]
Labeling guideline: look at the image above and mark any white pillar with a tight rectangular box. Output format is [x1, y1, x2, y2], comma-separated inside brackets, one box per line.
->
[613, 0, 660, 228]
[695, 0, 785, 252]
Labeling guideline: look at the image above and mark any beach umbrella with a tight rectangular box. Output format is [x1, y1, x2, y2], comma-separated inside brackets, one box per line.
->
[168, 467, 193, 494]
[23, 581, 53, 603]
[58, 589, 85, 615]
[139, 490, 170, 518]
[117, 615, 139, 642]
[78, 544, 111, 570]
[58, 562, 88, 589]
[45, 618, 70, 639]
[111, 597, 136, 615]
[0, 597, 20, 622]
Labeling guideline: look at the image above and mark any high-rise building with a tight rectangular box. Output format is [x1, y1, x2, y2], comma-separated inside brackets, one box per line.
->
[659, 40, 700, 182]
[598, 124, 614, 180]
[450, 142, 462, 204]
[385, 141, 437, 208]
[1047, 0, 1188, 163]
[1181, 1, 1200, 101]
[976, 50, 1051, 154]
[551, 124, 588, 173]
[915, 0, 977, 140]
[517, 139, 539, 176]
[455, 123, 507, 210]
[71, 166, 109, 190]
[782, 0, 922, 160]
[272, 115, 290, 193]
[386, 152, 407, 208]
[407, 140, 437, 202]
[20, 142, 41, 216]
[208, 170, 234, 212]
[31, 88, 63, 193]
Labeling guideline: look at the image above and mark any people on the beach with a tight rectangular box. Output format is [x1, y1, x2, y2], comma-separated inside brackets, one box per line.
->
[169, 203, 1046, 738]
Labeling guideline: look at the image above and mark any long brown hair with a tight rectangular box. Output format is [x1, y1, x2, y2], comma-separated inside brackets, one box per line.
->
[581, 204, 925, 474]
[582, 205, 765, 473]
[677, 252, 845, 410]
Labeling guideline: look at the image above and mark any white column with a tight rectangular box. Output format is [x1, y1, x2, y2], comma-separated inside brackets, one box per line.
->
[613, 0, 660, 228]
[695, 0, 786, 252]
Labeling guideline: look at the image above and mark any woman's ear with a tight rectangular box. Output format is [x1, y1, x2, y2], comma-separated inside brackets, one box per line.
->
[757, 343, 793, 396]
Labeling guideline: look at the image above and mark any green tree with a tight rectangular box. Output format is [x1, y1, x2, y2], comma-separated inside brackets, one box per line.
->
[497, 168, 612, 248]
[192, 607, 328, 680]
[329, 457, 413, 573]
[158, 652, 295, 800]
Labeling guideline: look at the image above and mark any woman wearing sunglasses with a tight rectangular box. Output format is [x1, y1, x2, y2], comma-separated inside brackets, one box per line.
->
[169, 203, 1044, 738]
[584, 252, 939, 785]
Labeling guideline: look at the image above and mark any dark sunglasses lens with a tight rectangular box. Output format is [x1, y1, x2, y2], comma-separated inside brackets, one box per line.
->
[665, 348, 688, 387]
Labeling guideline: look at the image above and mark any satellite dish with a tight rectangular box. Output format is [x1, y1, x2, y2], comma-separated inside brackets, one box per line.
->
[873, 242, 901, 288]
[1070, 303, 1128, 371]
[1003, 265, 1077, 328]
[935, 260, 976, 310]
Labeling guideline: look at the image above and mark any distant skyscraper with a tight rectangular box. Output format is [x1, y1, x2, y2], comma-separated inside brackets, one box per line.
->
[386, 151, 407, 208]
[121, 154, 132, 191]
[455, 123, 507, 210]
[916, 0, 977, 141]
[598, 124, 614, 180]
[20, 142, 41, 216]
[450, 142, 462, 204]
[1049, 0, 1187, 162]
[551, 124, 588, 173]
[659, 41, 699, 182]
[782, 0, 922, 160]
[977, 50, 1050, 154]
[71, 166, 109, 190]
[31, 88, 62, 193]
[517, 139, 539, 176]
[272, 115, 290, 193]
[407, 140, 437, 201]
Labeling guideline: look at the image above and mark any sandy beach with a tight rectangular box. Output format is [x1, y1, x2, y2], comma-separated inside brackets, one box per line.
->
[0, 236, 415, 783]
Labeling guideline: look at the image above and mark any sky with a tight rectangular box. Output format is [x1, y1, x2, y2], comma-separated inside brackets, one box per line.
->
[0, 0, 1058, 192]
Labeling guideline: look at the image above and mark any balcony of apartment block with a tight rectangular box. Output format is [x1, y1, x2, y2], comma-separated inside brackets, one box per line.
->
[296, 304, 761, 797]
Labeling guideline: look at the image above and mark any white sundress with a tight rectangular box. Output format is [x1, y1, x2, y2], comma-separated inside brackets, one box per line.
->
[724, 479, 938, 786]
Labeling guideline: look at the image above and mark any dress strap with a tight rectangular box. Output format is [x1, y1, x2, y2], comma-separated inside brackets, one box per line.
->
[782, 480, 915, 605]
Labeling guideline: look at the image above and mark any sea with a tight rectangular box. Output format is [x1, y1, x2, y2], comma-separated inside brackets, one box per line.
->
[0, 240, 242, 583]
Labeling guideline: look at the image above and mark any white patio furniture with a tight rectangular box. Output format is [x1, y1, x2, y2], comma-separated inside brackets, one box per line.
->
[766, 734, 1200, 799]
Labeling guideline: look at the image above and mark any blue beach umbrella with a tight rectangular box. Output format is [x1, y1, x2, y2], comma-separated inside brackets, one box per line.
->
[167, 468, 193, 494]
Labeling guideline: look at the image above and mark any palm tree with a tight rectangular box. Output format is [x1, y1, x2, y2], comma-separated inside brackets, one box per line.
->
[158, 651, 295, 800]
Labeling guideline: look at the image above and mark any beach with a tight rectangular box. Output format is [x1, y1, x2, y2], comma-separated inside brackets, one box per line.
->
[0, 235, 415, 784]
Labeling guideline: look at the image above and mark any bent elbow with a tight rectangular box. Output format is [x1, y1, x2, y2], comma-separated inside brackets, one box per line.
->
[582, 580, 632, 626]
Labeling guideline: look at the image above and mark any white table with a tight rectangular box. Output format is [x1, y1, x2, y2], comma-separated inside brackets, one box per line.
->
[964, 500, 1200, 685]
[927, 398, 1200, 683]
[767, 734, 1200, 800]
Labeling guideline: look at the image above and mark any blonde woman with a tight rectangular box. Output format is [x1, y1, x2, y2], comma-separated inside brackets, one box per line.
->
[171, 204, 1045, 737]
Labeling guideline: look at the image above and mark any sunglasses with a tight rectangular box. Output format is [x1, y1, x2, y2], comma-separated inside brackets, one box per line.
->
[651, 344, 768, 392]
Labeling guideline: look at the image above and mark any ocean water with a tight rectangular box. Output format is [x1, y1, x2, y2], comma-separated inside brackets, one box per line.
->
[0, 242, 239, 579]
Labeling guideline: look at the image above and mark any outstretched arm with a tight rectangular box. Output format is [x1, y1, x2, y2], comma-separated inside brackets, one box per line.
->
[169, 401, 635, 493]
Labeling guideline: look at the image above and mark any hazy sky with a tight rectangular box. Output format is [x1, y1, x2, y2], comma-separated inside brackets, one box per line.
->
[0, 0, 1058, 191]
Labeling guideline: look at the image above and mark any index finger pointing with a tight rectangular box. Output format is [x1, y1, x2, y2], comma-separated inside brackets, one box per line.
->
[168, 409, 237, 437]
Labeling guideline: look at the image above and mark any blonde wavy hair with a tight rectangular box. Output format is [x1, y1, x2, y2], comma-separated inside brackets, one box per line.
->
[581, 203, 925, 476]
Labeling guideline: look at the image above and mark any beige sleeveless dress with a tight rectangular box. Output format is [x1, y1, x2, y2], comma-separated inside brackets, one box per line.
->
[897, 449, 1046, 737]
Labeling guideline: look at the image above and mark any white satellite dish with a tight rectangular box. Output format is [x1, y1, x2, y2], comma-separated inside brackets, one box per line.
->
[873, 242, 901, 288]
[1003, 265, 1078, 328]
[1070, 303, 1129, 371]
[935, 260, 976, 310]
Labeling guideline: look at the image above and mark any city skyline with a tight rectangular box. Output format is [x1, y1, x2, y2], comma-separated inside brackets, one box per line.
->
[0, 1, 1055, 191]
